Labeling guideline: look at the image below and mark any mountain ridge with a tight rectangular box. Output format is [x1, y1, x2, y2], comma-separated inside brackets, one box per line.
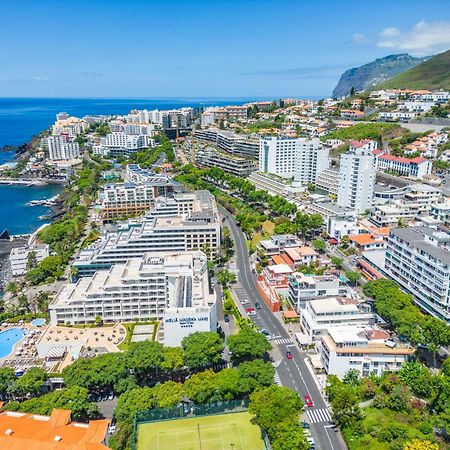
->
[332, 54, 429, 98]
[376, 49, 450, 91]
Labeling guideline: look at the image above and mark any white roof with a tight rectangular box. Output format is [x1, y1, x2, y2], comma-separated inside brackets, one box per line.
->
[268, 264, 292, 274]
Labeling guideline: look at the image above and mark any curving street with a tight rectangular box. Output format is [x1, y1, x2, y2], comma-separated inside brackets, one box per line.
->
[220, 207, 347, 450]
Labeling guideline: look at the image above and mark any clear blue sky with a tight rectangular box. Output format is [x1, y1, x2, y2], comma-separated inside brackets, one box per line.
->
[1, 0, 449, 98]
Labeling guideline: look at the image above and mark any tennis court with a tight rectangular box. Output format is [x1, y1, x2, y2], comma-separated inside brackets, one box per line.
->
[136, 411, 266, 450]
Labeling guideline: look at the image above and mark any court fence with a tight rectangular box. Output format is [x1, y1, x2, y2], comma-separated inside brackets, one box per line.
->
[132, 399, 271, 450]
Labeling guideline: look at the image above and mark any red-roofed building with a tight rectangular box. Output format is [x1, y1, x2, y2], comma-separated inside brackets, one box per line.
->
[350, 140, 378, 152]
[375, 153, 432, 178]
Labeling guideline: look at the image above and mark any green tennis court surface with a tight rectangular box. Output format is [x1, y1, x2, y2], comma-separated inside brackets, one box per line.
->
[136, 411, 266, 450]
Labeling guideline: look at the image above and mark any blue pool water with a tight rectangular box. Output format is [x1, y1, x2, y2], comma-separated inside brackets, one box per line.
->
[0, 328, 25, 358]
[31, 318, 46, 327]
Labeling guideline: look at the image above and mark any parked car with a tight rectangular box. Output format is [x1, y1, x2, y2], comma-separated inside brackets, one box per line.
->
[255, 302, 261, 309]
[224, 314, 230, 323]
[260, 329, 270, 336]
[304, 394, 314, 407]
[301, 421, 310, 429]
[108, 392, 114, 401]
[286, 351, 293, 360]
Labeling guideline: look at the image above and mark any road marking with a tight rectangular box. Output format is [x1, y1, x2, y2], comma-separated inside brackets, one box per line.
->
[306, 408, 332, 423]
[274, 338, 294, 345]
[274, 371, 282, 386]
[286, 344, 296, 348]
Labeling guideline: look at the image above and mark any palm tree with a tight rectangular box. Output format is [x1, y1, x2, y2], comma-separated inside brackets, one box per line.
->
[217, 269, 237, 288]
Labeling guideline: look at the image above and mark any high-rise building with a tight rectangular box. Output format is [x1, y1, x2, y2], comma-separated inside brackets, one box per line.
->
[50, 251, 217, 346]
[385, 227, 450, 322]
[73, 191, 220, 276]
[337, 141, 376, 213]
[259, 137, 329, 185]
[46, 136, 81, 161]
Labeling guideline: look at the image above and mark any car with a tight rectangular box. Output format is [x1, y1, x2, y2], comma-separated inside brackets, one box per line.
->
[255, 302, 261, 309]
[109, 425, 116, 434]
[108, 392, 114, 401]
[245, 307, 254, 313]
[301, 421, 310, 429]
[286, 351, 293, 360]
[224, 314, 230, 323]
[260, 329, 270, 336]
[304, 394, 314, 407]
[248, 310, 256, 316]
[307, 436, 315, 449]
[102, 393, 109, 401]
[241, 299, 250, 305]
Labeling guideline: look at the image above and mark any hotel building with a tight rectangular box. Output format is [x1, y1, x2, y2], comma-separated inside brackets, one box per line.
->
[100, 179, 174, 222]
[319, 325, 414, 378]
[74, 191, 220, 277]
[50, 251, 216, 345]
[337, 141, 376, 213]
[385, 227, 450, 322]
[259, 137, 329, 185]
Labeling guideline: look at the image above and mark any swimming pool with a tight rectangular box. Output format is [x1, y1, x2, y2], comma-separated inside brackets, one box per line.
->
[31, 318, 46, 327]
[0, 328, 26, 358]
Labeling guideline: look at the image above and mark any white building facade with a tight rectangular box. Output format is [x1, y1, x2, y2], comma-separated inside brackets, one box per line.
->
[385, 227, 450, 322]
[259, 137, 329, 185]
[337, 141, 376, 213]
[50, 251, 217, 345]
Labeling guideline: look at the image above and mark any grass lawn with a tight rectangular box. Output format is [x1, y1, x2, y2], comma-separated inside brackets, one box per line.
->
[136, 412, 266, 450]
[343, 407, 438, 450]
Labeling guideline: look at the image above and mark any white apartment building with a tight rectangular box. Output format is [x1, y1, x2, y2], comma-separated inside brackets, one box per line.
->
[248, 172, 305, 197]
[337, 141, 376, 213]
[315, 168, 339, 195]
[259, 137, 329, 185]
[319, 326, 414, 379]
[195, 148, 257, 177]
[123, 124, 155, 136]
[9, 244, 49, 277]
[201, 110, 216, 127]
[370, 184, 441, 227]
[288, 272, 341, 310]
[385, 227, 450, 322]
[194, 129, 260, 159]
[74, 191, 220, 277]
[100, 180, 174, 221]
[300, 297, 375, 343]
[100, 132, 154, 156]
[46, 136, 81, 161]
[379, 111, 416, 121]
[52, 117, 88, 137]
[398, 101, 435, 113]
[375, 154, 432, 179]
[50, 251, 217, 345]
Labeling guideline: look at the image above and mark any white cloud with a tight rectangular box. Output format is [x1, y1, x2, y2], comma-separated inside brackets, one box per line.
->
[377, 20, 450, 56]
[352, 33, 371, 44]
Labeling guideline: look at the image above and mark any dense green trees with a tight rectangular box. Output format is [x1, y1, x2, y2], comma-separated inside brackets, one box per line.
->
[217, 268, 237, 288]
[112, 360, 276, 450]
[26, 255, 64, 285]
[327, 358, 450, 449]
[249, 385, 308, 450]
[363, 279, 450, 349]
[227, 327, 272, 363]
[6, 386, 99, 421]
[181, 332, 224, 370]
[326, 122, 401, 141]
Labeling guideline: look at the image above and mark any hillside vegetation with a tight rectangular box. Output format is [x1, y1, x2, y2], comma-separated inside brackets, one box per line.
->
[377, 49, 450, 91]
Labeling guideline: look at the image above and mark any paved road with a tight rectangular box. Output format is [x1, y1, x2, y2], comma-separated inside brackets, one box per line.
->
[220, 207, 347, 450]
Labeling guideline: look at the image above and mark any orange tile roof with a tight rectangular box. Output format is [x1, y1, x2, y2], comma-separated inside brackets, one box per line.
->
[349, 234, 383, 246]
[271, 255, 285, 265]
[368, 226, 390, 237]
[0, 408, 110, 450]
[282, 310, 299, 319]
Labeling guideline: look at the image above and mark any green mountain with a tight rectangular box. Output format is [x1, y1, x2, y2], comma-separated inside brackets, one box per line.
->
[332, 54, 428, 98]
[377, 49, 450, 90]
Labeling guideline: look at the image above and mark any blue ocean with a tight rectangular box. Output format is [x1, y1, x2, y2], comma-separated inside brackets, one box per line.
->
[0, 97, 258, 235]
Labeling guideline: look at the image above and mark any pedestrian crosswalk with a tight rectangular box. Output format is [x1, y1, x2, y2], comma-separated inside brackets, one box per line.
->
[274, 371, 282, 386]
[273, 338, 294, 345]
[306, 408, 332, 423]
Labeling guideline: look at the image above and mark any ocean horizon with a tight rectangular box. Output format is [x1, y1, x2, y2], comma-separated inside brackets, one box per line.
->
[0, 96, 324, 148]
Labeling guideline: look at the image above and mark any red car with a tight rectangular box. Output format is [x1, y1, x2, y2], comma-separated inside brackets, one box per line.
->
[304, 394, 314, 407]
[286, 351, 293, 360]
[245, 307, 254, 313]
